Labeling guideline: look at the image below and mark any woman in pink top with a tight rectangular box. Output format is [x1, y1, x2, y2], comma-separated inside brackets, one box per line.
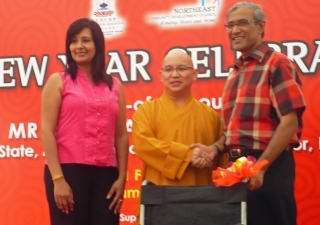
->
[41, 18, 128, 225]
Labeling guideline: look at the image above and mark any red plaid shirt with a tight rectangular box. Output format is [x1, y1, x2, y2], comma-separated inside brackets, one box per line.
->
[222, 43, 306, 150]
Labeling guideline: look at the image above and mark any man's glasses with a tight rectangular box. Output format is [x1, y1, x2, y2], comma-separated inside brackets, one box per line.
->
[161, 66, 194, 75]
[225, 20, 259, 30]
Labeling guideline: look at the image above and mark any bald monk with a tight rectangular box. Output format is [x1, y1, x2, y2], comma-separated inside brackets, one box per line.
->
[132, 49, 227, 187]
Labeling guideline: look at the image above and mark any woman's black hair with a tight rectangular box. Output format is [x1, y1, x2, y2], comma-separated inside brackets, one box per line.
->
[65, 18, 113, 89]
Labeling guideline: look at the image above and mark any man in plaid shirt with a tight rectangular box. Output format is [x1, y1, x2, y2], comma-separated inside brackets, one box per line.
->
[192, 2, 306, 225]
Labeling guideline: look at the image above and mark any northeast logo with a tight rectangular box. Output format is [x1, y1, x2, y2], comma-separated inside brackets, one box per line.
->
[202, 0, 220, 7]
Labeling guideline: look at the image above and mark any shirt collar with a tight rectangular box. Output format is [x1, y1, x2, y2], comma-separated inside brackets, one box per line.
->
[77, 68, 88, 77]
[235, 42, 269, 67]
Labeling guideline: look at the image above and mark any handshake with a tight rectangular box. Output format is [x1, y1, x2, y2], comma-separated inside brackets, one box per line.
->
[189, 143, 220, 169]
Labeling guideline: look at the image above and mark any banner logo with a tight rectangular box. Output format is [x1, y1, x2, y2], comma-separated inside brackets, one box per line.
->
[90, 0, 126, 38]
[97, 0, 111, 10]
[202, 0, 220, 6]
[146, 0, 222, 28]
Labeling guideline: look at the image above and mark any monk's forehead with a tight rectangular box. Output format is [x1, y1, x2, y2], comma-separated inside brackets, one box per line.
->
[162, 50, 192, 66]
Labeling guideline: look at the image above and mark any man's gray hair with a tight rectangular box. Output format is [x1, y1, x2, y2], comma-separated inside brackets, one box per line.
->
[226, 2, 266, 21]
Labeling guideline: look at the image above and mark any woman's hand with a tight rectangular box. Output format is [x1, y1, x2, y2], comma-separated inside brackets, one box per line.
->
[53, 178, 74, 214]
[106, 178, 125, 214]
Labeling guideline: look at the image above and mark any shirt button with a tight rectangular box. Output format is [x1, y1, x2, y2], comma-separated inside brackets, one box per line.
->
[97, 99, 100, 102]
[97, 113, 100, 116]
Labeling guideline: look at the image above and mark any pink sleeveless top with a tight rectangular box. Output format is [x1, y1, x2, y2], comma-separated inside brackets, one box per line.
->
[55, 70, 118, 167]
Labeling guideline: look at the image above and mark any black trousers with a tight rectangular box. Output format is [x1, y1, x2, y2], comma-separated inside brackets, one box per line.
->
[232, 150, 297, 225]
[44, 164, 119, 225]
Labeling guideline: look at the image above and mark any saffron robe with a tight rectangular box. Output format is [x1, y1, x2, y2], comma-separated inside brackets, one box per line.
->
[132, 92, 227, 186]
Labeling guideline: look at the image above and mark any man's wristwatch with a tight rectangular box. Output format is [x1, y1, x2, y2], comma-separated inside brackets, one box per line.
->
[212, 144, 221, 156]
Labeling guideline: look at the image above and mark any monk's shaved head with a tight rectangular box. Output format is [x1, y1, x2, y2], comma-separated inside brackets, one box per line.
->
[162, 49, 194, 68]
